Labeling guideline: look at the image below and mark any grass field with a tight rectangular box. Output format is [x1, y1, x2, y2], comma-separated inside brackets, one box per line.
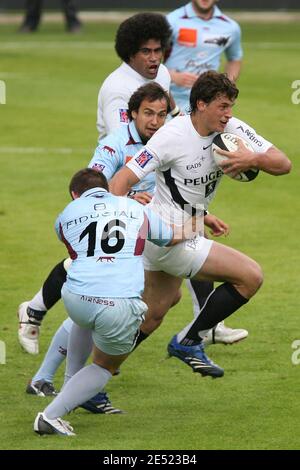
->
[0, 20, 300, 450]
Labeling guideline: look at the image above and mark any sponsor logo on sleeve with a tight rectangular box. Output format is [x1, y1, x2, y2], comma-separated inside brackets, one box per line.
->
[102, 145, 116, 156]
[119, 108, 129, 123]
[92, 162, 106, 172]
[135, 150, 153, 168]
[236, 125, 263, 147]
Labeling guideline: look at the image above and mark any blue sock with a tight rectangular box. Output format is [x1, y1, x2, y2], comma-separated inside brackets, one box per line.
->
[32, 322, 69, 384]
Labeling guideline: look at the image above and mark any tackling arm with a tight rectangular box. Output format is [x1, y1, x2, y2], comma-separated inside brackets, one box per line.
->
[109, 166, 141, 196]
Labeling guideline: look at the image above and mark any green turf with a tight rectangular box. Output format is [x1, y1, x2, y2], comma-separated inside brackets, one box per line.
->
[0, 21, 299, 450]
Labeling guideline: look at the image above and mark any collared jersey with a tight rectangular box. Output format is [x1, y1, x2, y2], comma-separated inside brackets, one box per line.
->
[89, 120, 155, 195]
[127, 115, 272, 225]
[165, 3, 242, 111]
[97, 62, 171, 139]
[55, 188, 173, 298]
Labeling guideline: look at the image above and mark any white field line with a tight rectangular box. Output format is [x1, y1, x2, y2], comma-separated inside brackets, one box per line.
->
[0, 41, 114, 50]
[0, 41, 299, 51]
[244, 42, 300, 49]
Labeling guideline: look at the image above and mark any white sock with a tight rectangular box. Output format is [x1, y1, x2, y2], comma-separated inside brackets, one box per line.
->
[29, 287, 47, 311]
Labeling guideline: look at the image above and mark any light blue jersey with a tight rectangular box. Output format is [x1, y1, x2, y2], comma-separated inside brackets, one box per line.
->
[165, 3, 242, 111]
[89, 121, 155, 195]
[55, 188, 173, 298]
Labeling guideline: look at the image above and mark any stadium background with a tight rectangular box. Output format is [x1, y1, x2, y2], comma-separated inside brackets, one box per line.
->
[2, 0, 300, 10]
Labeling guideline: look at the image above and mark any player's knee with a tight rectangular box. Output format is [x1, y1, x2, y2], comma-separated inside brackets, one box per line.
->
[145, 292, 178, 321]
[247, 262, 264, 296]
[141, 308, 165, 335]
[150, 304, 168, 322]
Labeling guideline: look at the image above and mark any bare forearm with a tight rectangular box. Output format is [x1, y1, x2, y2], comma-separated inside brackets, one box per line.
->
[109, 178, 131, 195]
[109, 167, 140, 195]
[253, 147, 291, 175]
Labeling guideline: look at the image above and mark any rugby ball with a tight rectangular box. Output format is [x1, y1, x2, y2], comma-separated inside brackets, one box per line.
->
[212, 132, 259, 182]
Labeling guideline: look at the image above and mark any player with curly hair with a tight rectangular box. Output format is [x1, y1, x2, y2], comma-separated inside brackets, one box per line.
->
[97, 12, 175, 139]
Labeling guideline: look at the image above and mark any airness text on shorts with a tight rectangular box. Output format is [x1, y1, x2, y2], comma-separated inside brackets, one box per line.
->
[80, 296, 115, 306]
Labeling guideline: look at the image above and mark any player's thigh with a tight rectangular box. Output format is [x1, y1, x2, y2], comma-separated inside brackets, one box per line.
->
[143, 270, 182, 314]
[92, 345, 129, 373]
[194, 241, 261, 286]
[93, 298, 147, 356]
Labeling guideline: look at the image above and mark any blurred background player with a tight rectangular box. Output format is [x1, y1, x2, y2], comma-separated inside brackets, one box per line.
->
[164, 0, 245, 345]
[165, 0, 242, 112]
[19, 0, 82, 33]
[25, 83, 170, 413]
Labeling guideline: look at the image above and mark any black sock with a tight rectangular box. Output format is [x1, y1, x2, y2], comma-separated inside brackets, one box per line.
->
[189, 280, 214, 310]
[42, 259, 67, 310]
[183, 283, 248, 344]
[133, 330, 149, 350]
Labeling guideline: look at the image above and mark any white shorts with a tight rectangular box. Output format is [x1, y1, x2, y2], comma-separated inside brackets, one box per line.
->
[143, 235, 213, 279]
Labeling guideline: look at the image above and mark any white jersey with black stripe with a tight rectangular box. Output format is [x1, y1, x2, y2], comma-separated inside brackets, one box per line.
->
[126, 114, 272, 225]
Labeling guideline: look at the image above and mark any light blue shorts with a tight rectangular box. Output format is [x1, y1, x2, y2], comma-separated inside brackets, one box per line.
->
[61, 285, 147, 356]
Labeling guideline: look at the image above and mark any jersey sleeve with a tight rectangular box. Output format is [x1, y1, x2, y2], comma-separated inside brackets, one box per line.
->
[88, 139, 122, 181]
[156, 64, 172, 91]
[126, 125, 174, 179]
[144, 207, 173, 247]
[225, 22, 243, 61]
[126, 146, 160, 180]
[228, 117, 273, 153]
